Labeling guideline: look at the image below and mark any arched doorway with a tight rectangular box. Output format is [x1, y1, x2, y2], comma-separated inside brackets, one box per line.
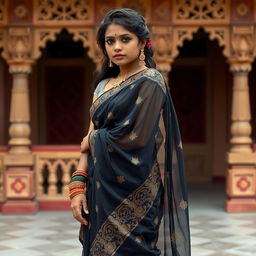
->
[169, 28, 232, 181]
[32, 29, 95, 145]
[0, 50, 11, 146]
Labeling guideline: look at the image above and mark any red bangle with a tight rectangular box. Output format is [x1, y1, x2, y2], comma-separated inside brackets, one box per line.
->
[72, 169, 88, 178]
[69, 181, 86, 200]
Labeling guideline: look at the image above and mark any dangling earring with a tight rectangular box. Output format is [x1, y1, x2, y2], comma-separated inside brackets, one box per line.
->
[139, 49, 145, 66]
[109, 58, 113, 67]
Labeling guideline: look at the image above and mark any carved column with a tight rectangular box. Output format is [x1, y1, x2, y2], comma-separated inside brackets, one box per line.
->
[8, 60, 33, 154]
[2, 27, 37, 214]
[151, 26, 173, 83]
[226, 26, 256, 212]
[229, 61, 252, 153]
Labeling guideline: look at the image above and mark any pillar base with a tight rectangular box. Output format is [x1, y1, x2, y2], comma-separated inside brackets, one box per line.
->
[2, 200, 38, 214]
[226, 198, 256, 212]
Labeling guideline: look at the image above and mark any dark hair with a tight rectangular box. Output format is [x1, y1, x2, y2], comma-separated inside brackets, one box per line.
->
[92, 8, 156, 89]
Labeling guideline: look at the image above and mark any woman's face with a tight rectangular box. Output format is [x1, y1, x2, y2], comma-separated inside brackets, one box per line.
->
[105, 24, 145, 68]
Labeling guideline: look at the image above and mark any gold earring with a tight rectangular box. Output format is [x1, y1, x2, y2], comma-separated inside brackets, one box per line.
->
[139, 49, 145, 66]
[109, 59, 113, 67]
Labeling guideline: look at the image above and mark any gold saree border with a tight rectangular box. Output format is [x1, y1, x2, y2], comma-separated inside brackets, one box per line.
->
[89, 162, 161, 256]
[90, 68, 166, 118]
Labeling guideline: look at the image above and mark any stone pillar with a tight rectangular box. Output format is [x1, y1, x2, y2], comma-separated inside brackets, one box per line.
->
[226, 26, 256, 212]
[2, 27, 37, 214]
[229, 62, 252, 153]
[151, 26, 173, 83]
[8, 61, 33, 154]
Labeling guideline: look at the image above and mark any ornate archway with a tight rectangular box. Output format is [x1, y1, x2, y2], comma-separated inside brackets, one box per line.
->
[0, 0, 255, 213]
[36, 28, 95, 145]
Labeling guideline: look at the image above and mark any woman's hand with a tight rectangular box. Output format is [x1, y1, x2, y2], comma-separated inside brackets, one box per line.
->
[80, 135, 89, 153]
[70, 192, 89, 225]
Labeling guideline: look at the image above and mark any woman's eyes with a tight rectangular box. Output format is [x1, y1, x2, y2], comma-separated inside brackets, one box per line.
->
[122, 37, 131, 43]
[105, 37, 131, 45]
[106, 39, 114, 45]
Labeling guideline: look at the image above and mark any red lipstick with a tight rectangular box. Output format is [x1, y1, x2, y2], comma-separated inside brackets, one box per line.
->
[114, 54, 125, 60]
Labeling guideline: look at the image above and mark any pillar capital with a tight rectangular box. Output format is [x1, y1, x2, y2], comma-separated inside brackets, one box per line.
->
[228, 58, 252, 73]
[3, 26, 32, 59]
[7, 59, 34, 74]
[229, 25, 255, 73]
[151, 26, 173, 83]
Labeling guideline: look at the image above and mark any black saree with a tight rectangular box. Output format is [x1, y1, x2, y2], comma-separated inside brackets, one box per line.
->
[80, 68, 191, 256]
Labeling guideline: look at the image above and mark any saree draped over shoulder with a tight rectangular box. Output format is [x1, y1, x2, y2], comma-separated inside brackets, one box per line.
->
[81, 68, 191, 256]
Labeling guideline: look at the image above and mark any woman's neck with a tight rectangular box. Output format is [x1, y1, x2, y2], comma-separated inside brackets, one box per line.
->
[118, 61, 143, 77]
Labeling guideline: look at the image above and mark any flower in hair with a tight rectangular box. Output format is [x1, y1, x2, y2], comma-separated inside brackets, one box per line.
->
[147, 39, 152, 49]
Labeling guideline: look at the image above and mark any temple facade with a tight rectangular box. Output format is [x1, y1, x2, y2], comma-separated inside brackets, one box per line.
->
[0, 0, 256, 214]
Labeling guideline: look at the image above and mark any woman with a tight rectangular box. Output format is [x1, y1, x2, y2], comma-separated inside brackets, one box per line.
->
[69, 8, 191, 256]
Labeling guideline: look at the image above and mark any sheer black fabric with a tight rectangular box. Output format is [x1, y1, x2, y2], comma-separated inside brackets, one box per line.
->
[80, 68, 191, 256]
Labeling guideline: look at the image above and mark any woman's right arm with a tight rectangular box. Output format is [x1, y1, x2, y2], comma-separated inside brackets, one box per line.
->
[70, 95, 97, 225]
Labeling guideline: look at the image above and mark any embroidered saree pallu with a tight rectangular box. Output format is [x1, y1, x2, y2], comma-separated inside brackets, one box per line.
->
[81, 68, 191, 256]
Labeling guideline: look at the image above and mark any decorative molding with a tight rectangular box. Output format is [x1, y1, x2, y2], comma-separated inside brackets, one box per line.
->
[68, 27, 94, 60]
[172, 26, 199, 58]
[2, 27, 32, 61]
[227, 168, 256, 197]
[33, 28, 62, 59]
[5, 169, 34, 199]
[172, 26, 231, 59]
[34, 0, 94, 25]
[33, 27, 95, 61]
[231, 25, 255, 60]
[204, 26, 230, 58]
[173, 0, 230, 24]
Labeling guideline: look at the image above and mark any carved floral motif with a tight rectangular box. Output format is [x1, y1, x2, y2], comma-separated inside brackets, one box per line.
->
[14, 5, 28, 19]
[11, 178, 26, 193]
[231, 26, 254, 60]
[35, 0, 92, 23]
[2, 27, 32, 60]
[174, 0, 229, 23]
[236, 3, 249, 17]
[236, 176, 251, 192]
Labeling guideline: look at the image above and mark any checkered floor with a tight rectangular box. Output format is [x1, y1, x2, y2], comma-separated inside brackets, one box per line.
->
[0, 182, 256, 256]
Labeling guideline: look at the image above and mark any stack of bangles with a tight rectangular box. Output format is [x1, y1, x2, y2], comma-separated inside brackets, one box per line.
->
[69, 169, 88, 200]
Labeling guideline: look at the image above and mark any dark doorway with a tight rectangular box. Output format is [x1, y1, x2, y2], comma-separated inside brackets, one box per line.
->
[36, 29, 95, 145]
[169, 28, 231, 181]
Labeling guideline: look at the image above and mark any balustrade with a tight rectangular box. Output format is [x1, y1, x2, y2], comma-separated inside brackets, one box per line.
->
[36, 153, 79, 200]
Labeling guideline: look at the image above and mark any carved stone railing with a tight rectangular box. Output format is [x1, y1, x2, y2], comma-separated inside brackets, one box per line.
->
[35, 151, 79, 201]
